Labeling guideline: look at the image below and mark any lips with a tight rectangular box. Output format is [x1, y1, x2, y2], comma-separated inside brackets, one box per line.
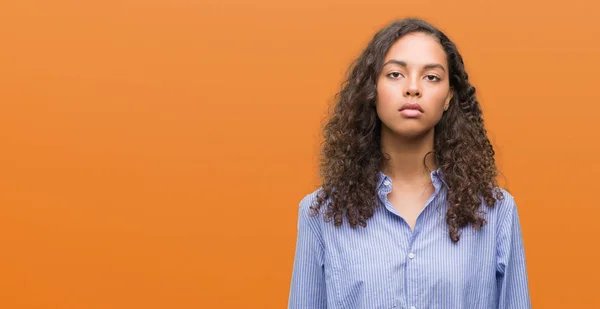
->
[399, 102, 423, 112]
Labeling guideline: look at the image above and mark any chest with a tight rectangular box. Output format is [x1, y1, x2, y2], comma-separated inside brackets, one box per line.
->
[320, 210, 498, 308]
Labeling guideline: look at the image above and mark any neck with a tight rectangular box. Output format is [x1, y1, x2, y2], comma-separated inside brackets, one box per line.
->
[380, 125, 437, 186]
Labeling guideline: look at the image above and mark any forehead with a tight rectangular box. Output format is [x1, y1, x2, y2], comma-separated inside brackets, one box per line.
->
[383, 32, 448, 67]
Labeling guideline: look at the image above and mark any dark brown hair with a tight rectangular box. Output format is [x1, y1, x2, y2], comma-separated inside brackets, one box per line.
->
[311, 17, 504, 243]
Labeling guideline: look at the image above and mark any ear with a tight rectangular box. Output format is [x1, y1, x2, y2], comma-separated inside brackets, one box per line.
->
[444, 87, 454, 111]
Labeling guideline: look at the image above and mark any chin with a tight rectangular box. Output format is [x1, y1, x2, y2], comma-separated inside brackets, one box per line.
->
[390, 125, 433, 139]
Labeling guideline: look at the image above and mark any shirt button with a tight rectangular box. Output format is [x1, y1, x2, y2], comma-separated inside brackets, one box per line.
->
[410, 306, 416, 309]
[408, 252, 416, 259]
[383, 180, 390, 186]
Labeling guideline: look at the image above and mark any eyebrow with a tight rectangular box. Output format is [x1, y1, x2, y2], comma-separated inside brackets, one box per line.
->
[383, 59, 446, 73]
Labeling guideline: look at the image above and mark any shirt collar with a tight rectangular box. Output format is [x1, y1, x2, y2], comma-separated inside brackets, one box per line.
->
[377, 168, 446, 191]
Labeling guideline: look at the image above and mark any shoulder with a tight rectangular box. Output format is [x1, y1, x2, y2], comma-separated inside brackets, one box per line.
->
[298, 187, 328, 216]
[495, 187, 517, 215]
[489, 187, 520, 234]
[296, 187, 327, 231]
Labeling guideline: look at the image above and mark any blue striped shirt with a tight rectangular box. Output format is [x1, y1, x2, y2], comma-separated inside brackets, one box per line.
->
[288, 169, 531, 309]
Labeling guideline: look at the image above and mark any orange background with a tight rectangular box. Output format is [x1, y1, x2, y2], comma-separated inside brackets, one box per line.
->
[1, 0, 599, 308]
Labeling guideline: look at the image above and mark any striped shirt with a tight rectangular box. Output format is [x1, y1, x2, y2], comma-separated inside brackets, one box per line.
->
[288, 169, 531, 309]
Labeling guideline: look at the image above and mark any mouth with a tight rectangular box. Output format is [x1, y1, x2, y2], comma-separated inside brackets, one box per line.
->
[399, 103, 424, 117]
[399, 102, 424, 112]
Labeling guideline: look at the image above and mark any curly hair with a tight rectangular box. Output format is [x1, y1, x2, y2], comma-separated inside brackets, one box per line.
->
[310, 17, 505, 243]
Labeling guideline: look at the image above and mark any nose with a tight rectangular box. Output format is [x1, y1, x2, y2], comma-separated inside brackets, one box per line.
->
[404, 78, 421, 97]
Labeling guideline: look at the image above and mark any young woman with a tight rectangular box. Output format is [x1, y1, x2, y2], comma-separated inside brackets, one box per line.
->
[288, 18, 531, 309]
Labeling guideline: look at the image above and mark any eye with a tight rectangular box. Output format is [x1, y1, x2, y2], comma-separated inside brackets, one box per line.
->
[425, 75, 441, 82]
[387, 72, 402, 79]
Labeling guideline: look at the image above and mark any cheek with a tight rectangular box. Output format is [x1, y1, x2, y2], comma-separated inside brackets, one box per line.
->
[376, 83, 401, 107]
[429, 91, 450, 119]
[376, 87, 397, 121]
[427, 88, 450, 109]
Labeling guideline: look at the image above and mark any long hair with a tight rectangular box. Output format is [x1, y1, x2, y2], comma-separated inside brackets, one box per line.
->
[311, 17, 504, 243]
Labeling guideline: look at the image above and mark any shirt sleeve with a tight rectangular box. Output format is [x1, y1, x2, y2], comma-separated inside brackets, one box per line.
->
[496, 193, 532, 309]
[288, 194, 327, 309]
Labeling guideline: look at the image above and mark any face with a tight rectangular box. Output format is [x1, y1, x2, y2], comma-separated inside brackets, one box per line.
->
[375, 32, 454, 138]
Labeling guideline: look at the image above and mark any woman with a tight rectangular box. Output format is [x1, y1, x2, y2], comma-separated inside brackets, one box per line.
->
[288, 18, 531, 309]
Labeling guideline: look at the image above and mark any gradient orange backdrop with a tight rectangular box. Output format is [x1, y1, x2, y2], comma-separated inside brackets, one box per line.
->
[1, 0, 599, 308]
